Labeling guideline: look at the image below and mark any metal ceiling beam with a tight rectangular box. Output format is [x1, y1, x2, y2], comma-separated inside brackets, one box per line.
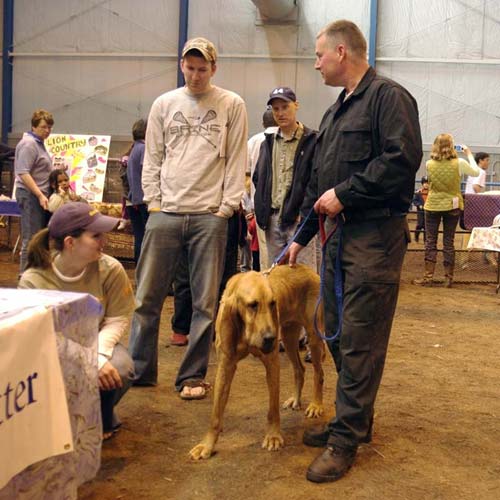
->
[177, 0, 189, 88]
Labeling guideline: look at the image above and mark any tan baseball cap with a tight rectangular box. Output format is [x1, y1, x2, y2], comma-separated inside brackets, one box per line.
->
[182, 37, 217, 63]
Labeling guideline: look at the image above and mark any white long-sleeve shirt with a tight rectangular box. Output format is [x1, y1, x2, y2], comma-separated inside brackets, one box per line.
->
[246, 126, 278, 199]
[143, 85, 248, 218]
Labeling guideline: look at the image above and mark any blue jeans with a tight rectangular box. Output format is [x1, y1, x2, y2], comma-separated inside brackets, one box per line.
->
[15, 187, 49, 273]
[128, 212, 227, 390]
[171, 212, 240, 335]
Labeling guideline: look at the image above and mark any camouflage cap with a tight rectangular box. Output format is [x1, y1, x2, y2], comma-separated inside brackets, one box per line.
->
[182, 37, 217, 63]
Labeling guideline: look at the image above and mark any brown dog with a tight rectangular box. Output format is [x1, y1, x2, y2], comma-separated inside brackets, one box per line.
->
[190, 264, 325, 460]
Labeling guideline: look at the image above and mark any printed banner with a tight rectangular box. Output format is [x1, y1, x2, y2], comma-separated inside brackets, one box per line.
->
[45, 134, 111, 203]
[0, 306, 73, 490]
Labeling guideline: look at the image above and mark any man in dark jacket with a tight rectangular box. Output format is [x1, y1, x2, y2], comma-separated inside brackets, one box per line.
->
[287, 20, 423, 483]
[253, 87, 318, 268]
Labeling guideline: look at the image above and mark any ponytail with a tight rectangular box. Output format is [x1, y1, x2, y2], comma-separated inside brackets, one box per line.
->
[26, 227, 85, 270]
[26, 228, 51, 269]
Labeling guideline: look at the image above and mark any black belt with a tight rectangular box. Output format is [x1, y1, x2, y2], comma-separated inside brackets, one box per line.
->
[342, 207, 407, 224]
[270, 208, 280, 215]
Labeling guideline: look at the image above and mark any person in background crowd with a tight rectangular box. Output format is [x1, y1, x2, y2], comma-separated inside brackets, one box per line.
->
[47, 168, 86, 213]
[465, 152, 490, 194]
[18, 202, 135, 441]
[247, 211, 260, 271]
[14, 109, 54, 273]
[412, 176, 429, 243]
[240, 173, 254, 272]
[414, 135, 480, 287]
[126, 118, 149, 263]
[0, 142, 15, 195]
[247, 109, 278, 269]
[286, 20, 422, 483]
[117, 148, 132, 231]
[128, 37, 248, 400]
[169, 255, 191, 347]
[464, 152, 495, 266]
[253, 86, 318, 269]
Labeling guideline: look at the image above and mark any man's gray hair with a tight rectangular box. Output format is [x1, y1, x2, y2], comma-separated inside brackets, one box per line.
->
[318, 20, 367, 59]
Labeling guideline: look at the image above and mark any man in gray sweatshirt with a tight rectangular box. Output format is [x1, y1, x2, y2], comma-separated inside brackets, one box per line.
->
[129, 37, 248, 400]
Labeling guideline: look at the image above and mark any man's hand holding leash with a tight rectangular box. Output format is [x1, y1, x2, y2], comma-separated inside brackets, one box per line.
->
[314, 188, 344, 219]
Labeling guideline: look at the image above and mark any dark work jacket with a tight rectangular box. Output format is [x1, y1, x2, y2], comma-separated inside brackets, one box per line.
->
[295, 67, 423, 246]
[253, 125, 317, 230]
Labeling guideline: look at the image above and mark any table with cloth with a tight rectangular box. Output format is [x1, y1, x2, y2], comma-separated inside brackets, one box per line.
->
[463, 192, 500, 230]
[0, 198, 21, 256]
[467, 226, 500, 292]
[0, 289, 102, 499]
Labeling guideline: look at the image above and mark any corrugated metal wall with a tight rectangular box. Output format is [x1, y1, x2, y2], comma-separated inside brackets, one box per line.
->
[6, 0, 500, 166]
[9, 0, 369, 137]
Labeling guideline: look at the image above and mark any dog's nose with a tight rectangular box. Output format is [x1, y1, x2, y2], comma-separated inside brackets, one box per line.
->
[261, 334, 276, 354]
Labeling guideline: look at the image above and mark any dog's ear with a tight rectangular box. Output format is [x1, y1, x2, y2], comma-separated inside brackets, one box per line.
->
[215, 274, 244, 356]
[267, 281, 281, 325]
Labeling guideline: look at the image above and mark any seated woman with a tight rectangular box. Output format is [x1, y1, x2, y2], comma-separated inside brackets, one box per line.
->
[18, 202, 136, 441]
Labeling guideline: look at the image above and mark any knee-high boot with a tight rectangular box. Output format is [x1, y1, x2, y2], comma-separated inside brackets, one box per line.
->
[413, 261, 435, 286]
[444, 263, 454, 288]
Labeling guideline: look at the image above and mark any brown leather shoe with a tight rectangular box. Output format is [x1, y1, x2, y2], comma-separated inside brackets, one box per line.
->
[303, 425, 330, 447]
[306, 446, 357, 483]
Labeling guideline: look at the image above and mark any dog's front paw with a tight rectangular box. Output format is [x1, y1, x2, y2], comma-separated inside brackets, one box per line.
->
[304, 402, 324, 418]
[282, 396, 301, 410]
[262, 432, 284, 451]
[189, 442, 214, 460]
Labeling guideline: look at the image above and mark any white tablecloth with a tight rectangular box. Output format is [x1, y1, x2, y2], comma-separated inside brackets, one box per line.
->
[0, 289, 102, 500]
[467, 227, 500, 252]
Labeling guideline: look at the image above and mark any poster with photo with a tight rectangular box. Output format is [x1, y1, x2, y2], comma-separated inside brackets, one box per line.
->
[45, 134, 111, 203]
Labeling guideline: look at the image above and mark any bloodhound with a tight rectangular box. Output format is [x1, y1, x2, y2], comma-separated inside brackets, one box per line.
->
[190, 264, 325, 460]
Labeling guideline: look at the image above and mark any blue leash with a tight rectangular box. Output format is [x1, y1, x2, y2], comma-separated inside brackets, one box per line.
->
[270, 207, 344, 343]
[272, 207, 317, 266]
[313, 214, 343, 342]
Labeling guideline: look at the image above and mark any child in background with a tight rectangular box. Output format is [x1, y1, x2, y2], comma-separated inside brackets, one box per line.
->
[412, 176, 429, 243]
[48, 168, 86, 213]
[247, 214, 260, 271]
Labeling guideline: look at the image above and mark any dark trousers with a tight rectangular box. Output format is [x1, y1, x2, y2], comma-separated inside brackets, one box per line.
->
[323, 216, 409, 449]
[171, 251, 192, 335]
[252, 250, 260, 272]
[100, 344, 134, 432]
[126, 204, 149, 263]
[220, 212, 240, 295]
[415, 209, 425, 241]
[424, 209, 460, 267]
